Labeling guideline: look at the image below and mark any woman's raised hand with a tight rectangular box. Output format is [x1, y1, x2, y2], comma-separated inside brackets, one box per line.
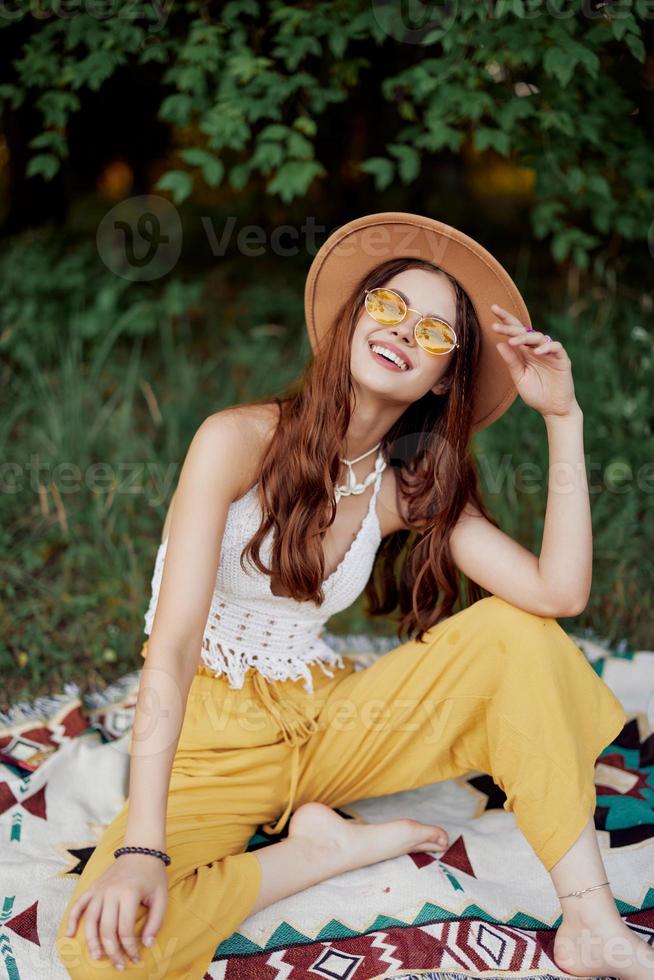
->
[491, 303, 579, 419]
[64, 853, 169, 970]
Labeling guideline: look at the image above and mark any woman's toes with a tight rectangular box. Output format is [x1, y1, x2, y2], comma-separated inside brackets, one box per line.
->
[398, 818, 448, 852]
[415, 824, 448, 851]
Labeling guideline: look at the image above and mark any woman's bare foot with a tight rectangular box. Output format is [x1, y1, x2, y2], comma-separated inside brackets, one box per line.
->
[554, 914, 654, 979]
[288, 801, 448, 876]
[250, 801, 449, 914]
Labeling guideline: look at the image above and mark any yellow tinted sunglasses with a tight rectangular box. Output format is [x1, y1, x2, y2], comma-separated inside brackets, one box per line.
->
[364, 287, 459, 356]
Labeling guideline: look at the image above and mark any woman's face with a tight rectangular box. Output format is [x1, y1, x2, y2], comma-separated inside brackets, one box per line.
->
[350, 267, 458, 404]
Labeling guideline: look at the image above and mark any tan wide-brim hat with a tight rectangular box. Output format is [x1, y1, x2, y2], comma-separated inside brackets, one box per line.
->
[304, 211, 532, 432]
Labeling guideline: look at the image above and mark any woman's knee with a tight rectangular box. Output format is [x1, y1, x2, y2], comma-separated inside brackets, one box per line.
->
[478, 594, 555, 627]
[474, 595, 569, 665]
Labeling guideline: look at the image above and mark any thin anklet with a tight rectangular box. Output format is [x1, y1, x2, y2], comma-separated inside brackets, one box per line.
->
[556, 880, 610, 899]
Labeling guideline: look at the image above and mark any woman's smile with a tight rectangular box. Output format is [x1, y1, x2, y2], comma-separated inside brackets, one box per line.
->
[368, 340, 412, 372]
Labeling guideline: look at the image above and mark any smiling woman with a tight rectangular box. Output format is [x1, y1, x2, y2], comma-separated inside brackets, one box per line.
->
[56, 213, 646, 980]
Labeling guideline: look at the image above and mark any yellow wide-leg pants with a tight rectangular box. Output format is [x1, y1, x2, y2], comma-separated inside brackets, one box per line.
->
[56, 595, 626, 979]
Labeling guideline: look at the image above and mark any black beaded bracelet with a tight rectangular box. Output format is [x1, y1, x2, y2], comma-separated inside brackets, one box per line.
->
[113, 845, 171, 867]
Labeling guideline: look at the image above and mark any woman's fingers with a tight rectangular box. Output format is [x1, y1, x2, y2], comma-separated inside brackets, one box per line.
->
[534, 339, 563, 354]
[98, 894, 125, 970]
[83, 896, 105, 962]
[493, 319, 536, 337]
[490, 303, 524, 328]
[65, 889, 93, 937]
[493, 318, 564, 355]
[118, 893, 142, 964]
[508, 333, 565, 356]
[142, 886, 168, 949]
[507, 331, 545, 346]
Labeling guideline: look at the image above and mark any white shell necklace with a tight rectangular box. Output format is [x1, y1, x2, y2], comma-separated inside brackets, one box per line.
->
[335, 441, 387, 504]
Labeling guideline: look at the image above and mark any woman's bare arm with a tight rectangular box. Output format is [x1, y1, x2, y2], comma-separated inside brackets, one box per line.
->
[122, 409, 263, 850]
[449, 406, 589, 619]
[62, 407, 275, 967]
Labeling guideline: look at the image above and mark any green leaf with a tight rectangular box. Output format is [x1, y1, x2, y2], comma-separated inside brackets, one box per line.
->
[422, 119, 463, 153]
[74, 50, 117, 91]
[228, 162, 252, 190]
[551, 228, 600, 263]
[498, 97, 536, 129]
[28, 130, 68, 158]
[610, 13, 637, 41]
[36, 90, 80, 127]
[160, 93, 193, 126]
[26, 154, 60, 181]
[473, 127, 510, 155]
[155, 169, 194, 204]
[287, 131, 314, 160]
[328, 29, 347, 59]
[179, 148, 224, 187]
[175, 64, 205, 94]
[388, 143, 420, 183]
[572, 245, 590, 270]
[251, 138, 285, 171]
[625, 32, 646, 62]
[359, 156, 395, 191]
[292, 115, 316, 137]
[399, 100, 418, 122]
[586, 173, 612, 200]
[0, 83, 24, 110]
[139, 42, 170, 65]
[532, 200, 566, 240]
[574, 44, 600, 79]
[494, 0, 524, 16]
[259, 123, 290, 141]
[540, 110, 575, 137]
[422, 29, 445, 45]
[266, 160, 325, 202]
[228, 52, 274, 84]
[202, 157, 224, 186]
[220, 0, 260, 27]
[543, 47, 575, 87]
[201, 104, 250, 151]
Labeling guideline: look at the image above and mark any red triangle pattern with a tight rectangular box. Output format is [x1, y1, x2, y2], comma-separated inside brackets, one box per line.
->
[6, 900, 40, 946]
[0, 781, 47, 820]
[439, 834, 476, 877]
[22, 785, 47, 820]
[0, 781, 18, 816]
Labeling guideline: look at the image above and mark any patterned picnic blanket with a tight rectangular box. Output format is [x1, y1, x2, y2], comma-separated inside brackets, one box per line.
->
[0, 632, 652, 980]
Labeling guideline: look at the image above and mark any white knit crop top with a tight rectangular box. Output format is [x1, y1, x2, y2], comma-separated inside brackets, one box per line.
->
[143, 454, 387, 693]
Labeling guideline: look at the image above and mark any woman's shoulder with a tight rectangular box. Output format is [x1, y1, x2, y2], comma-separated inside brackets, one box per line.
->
[195, 403, 280, 497]
[159, 403, 280, 544]
[200, 403, 279, 490]
[227, 401, 279, 481]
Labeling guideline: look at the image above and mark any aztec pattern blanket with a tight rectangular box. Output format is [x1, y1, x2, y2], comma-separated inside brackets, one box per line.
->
[0, 632, 652, 980]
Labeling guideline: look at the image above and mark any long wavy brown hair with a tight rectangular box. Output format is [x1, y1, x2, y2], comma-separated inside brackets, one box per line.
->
[239, 256, 501, 644]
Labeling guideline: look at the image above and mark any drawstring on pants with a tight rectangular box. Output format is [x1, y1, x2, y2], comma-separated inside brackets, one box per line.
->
[251, 670, 319, 835]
